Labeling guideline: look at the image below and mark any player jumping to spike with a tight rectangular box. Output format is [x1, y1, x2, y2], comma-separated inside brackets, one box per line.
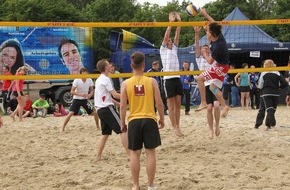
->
[195, 8, 230, 117]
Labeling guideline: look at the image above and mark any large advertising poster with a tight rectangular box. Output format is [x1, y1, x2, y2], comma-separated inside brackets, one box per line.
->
[0, 27, 93, 76]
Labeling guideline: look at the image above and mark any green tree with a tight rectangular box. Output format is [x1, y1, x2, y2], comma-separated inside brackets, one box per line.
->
[84, 0, 138, 61]
[203, 0, 289, 41]
[69, 0, 95, 10]
[262, 0, 290, 41]
[0, 0, 288, 64]
[130, 3, 163, 46]
[204, 0, 275, 20]
[131, 1, 194, 48]
[0, 0, 83, 21]
[130, 2, 183, 48]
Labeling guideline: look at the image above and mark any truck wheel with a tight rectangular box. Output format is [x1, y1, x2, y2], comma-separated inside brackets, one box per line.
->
[59, 90, 73, 107]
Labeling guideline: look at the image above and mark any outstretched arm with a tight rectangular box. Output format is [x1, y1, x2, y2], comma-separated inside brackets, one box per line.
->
[174, 12, 181, 46]
[200, 8, 215, 23]
[194, 26, 202, 57]
[162, 26, 171, 46]
[162, 12, 176, 45]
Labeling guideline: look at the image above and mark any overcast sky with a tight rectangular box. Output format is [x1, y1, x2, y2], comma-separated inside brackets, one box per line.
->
[136, 0, 216, 8]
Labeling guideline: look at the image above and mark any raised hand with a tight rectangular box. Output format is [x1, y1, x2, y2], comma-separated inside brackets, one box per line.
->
[194, 26, 201, 33]
[169, 11, 176, 22]
[174, 12, 181, 21]
[200, 8, 207, 16]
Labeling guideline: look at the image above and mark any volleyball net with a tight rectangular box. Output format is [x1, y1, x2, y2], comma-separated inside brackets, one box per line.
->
[0, 19, 289, 81]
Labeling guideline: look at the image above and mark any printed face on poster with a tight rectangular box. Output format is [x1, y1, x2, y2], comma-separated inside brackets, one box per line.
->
[0, 27, 93, 76]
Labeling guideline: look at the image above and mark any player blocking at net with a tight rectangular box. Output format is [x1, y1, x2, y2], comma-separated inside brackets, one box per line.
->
[195, 8, 230, 117]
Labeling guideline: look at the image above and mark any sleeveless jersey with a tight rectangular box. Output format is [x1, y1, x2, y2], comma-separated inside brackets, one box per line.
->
[126, 76, 157, 122]
[240, 73, 249, 86]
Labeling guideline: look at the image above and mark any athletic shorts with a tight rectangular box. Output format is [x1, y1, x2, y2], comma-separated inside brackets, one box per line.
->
[206, 86, 217, 105]
[128, 118, 161, 151]
[201, 63, 230, 89]
[69, 99, 94, 115]
[164, 78, 183, 98]
[240, 86, 250, 92]
[97, 105, 122, 135]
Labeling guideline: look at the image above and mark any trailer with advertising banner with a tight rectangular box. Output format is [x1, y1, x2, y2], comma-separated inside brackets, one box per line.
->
[0, 26, 94, 106]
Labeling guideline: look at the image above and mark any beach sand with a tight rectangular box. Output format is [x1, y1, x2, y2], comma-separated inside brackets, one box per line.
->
[0, 106, 290, 190]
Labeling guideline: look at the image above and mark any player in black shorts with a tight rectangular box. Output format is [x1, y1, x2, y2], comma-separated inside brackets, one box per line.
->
[206, 86, 221, 139]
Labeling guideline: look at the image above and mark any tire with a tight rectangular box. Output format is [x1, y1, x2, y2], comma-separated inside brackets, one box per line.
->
[59, 89, 73, 107]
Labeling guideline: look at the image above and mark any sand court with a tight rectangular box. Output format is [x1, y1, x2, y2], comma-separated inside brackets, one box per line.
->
[0, 106, 290, 190]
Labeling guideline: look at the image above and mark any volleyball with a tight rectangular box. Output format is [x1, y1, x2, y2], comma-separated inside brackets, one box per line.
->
[186, 3, 198, 17]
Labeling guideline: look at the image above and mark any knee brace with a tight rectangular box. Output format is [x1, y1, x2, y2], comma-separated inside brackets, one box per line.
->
[210, 86, 219, 95]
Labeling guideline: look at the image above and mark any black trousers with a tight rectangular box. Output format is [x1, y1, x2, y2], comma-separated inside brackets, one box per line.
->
[183, 89, 191, 112]
[250, 88, 260, 109]
[255, 96, 278, 128]
[160, 86, 168, 112]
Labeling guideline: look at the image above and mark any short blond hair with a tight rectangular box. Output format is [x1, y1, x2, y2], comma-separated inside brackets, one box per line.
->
[97, 59, 109, 72]
[263, 59, 274, 68]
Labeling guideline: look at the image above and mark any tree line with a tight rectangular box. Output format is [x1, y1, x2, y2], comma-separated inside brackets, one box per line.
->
[0, 0, 289, 62]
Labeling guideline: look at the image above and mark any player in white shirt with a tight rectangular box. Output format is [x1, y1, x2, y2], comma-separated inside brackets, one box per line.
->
[94, 59, 129, 161]
[62, 67, 99, 131]
[160, 11, 183, 137]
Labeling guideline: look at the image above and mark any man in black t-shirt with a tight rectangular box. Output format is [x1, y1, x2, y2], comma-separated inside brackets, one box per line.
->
[196, 8, 230, 118]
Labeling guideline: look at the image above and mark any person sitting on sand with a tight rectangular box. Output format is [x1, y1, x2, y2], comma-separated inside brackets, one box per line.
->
[11, 94, 32, 120]
[32, 93, 49, 118]
[53, 103, 68, 117]
[7, 94, 18, 115]
[21, 94, 32, 117]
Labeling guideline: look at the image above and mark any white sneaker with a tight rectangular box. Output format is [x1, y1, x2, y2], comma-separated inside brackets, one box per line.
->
[148, 186, 157, 190]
